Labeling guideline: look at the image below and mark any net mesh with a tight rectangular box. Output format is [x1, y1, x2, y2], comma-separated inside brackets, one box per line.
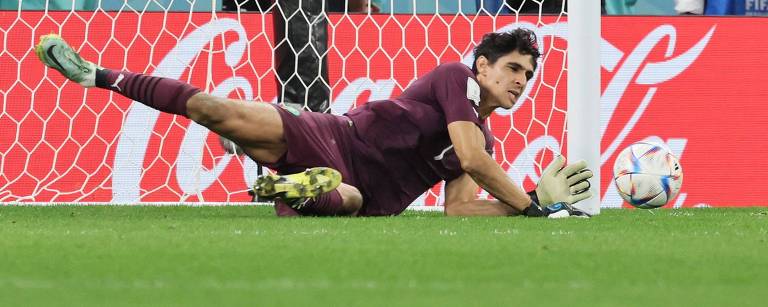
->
[0, 0, 568, 206]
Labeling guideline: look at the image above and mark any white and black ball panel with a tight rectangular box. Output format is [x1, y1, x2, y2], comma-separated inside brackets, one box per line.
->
[614, 142, 669, 177]
[667, 152, 683, 177]
[614, 173, 633, 196]
[637, 190, 668, 209]
[665, 152, 683, 200]
[615, 173, 665, 207]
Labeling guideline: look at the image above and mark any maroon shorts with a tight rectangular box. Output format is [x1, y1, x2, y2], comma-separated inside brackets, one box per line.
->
[262, 104, 361, 206]
[263, 104, 412, 216]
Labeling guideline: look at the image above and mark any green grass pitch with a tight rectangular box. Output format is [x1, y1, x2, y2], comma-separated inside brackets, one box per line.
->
[0, 205, 766, 306]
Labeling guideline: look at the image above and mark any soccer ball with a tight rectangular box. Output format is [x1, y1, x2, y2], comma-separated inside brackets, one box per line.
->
[613, 142, 683, 209]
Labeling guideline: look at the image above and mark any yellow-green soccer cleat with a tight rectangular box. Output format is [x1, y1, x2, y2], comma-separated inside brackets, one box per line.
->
[35, 34, 97, 86]
[254, 167, 342, 201]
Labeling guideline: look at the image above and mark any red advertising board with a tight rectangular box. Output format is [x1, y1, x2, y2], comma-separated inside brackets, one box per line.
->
[1, 12, 766, 208]
[601, 16, 768, 208]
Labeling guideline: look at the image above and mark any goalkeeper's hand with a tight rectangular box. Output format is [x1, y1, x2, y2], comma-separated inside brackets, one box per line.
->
[533, 155, 594, 207]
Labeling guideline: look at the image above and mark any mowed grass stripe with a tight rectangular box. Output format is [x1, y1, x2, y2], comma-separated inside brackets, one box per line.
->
[0, 206, 766, 306]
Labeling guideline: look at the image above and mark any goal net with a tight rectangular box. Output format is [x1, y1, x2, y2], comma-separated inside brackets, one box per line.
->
[0, 0, 600, 212]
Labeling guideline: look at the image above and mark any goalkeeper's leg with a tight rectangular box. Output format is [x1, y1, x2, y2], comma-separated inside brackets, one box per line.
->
[36, 34, 364, 216]
[36, 34, 285, 164]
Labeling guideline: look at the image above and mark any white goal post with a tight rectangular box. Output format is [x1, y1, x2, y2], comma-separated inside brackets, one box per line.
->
[568, 1, 602, 215]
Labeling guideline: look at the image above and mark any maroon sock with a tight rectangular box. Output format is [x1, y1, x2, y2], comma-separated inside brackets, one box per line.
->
[274, 199, 300, 217]
[95, 69, 200, 117]
[298, 189, 346, 216]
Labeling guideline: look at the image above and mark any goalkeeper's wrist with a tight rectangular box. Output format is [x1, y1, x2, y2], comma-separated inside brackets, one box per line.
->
[527, 190, 539, 206]
[523, 190, 573, 217]
[523, 190, 545, 217]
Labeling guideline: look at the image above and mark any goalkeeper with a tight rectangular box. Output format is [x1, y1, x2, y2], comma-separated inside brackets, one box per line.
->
[35, 28, 593, 218]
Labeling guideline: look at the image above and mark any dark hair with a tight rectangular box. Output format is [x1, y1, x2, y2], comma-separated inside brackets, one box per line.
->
[471, 29, 540, 74]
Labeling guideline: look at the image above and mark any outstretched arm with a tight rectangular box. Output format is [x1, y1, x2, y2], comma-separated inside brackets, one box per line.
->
[447, 121, 532, 211]
[443, 173, 522, 216]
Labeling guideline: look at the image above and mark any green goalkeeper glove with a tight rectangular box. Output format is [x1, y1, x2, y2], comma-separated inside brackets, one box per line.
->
[534, 155, 594, 206]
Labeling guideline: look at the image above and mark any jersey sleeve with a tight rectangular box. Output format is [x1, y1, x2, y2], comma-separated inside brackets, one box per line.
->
[431, 63, 482, 126]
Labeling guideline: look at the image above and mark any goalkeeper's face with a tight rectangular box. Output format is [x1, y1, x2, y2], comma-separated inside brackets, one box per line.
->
[477, 51, 534, 109]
